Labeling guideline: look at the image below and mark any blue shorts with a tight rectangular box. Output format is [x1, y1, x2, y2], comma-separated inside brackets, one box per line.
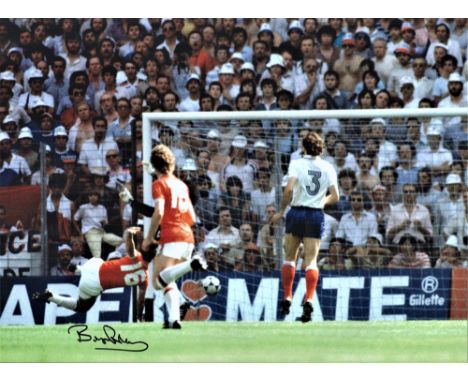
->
[285, 207, 324, 239]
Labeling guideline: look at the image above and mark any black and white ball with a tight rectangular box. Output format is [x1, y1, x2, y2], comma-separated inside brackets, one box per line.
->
[201, 276, 221, 296]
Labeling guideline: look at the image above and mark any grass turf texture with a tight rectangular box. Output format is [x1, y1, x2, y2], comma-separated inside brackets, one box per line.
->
[0, 321, 466, 362]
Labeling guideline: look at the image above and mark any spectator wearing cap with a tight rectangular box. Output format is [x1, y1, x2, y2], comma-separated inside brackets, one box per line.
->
[400, 22, 418, 56]
[435, 235, 464, 268]
[0, 71, 24, 108]
[388, 234, 431, 269]
[333, 32, 364, 93]
[187, 30, 216, 79]
[369, 118, 398, 171]
[386, 183, 433, 247]
[229, 52, 245, 82]
[426, 21, 463, 69]
[2, 115, 19, 146]
[432, 54, 458, 104]
[353, 27, 372, 59]
[15, 127, 38, 171]
[415, 120, 453, 185]
[202, 129, 227, 188]
[50, 125, 73, 166]
[50, 243, 75, 276]
[0, 131, 31, 184]
[221, 135, 255, 194]
[178, 73, 202, 112]
[399, 76, 420, 109]
[231, 26, 253, 63]
[278, 20, 304, 63]
[435, 173, 465, 245]
[218, 63, 240, 105]
[77, 116, 118, 177]
[387, 42, 413, 96]
[261, 53, 294, 95]
[18, 69, 54, 116]
[346, 233, 391, 269]
[256, 22, 277, 52]
[438, 72, 467, 128]
[31, 144, 64, 186]
[203, 242, 220, 272]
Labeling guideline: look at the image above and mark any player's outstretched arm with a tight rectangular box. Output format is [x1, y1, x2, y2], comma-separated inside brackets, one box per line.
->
[125, 226, 141, 257]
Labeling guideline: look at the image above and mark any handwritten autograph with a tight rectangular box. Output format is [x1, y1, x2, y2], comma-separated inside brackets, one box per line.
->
[67, 324, 149, 352]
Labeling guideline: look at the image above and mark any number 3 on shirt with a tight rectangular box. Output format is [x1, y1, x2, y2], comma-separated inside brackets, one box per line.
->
[306, 170, 321, 196]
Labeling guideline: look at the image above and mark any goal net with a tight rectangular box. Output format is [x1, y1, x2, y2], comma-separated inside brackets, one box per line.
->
[143, 107, 467, 322]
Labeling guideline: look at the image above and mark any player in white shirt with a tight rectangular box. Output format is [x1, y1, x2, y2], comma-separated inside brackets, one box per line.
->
[271, 132, 339, 322]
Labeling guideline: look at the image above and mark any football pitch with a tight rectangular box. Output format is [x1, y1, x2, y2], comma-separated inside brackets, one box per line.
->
[0, 321, 466, 362]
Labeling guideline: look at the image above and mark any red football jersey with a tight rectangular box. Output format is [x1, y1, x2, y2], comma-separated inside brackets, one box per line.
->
[152, 174, 195, 244]
[99, 254, 148, 290]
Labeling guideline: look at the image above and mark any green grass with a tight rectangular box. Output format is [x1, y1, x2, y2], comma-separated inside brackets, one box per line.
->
[0, 321, 466, 362]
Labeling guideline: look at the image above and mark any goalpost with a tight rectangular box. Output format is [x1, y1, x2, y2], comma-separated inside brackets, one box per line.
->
[142, 107, 467, 322]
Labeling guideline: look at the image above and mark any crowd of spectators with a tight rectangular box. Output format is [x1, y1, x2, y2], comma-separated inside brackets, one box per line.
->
[0, 18, 466, 274]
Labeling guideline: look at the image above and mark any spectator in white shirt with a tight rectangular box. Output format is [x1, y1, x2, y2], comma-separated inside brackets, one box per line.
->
[336, 190, 378, 247]
[73, 188, 122, 258]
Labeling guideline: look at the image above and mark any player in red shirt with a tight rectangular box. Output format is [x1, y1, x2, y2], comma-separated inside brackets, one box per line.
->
[33, 227, 149, 313]
[142, 144, 206, 329]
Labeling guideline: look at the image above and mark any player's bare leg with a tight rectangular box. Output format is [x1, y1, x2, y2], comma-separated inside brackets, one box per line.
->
[280, 234, 302, 315]
[300, 237, 321, 322]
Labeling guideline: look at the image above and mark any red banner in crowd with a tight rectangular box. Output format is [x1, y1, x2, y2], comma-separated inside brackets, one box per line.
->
[450, 268, 468, 320]
[0, 186, 41, 230]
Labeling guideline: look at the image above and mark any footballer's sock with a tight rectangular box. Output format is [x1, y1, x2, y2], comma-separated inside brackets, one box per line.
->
[304, 266, 319, 303]
[164, 283, 180, 323]
[159, 260, 192, 286]
[49, 294, 77, 310]
[281, 261, 296, 300]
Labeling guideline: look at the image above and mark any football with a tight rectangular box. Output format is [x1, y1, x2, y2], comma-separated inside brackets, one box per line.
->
[201, 276, 221, 296]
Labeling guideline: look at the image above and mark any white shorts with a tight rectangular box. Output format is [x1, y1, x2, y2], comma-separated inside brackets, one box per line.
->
[158, 242, 195, 261]
[78, 258, 104, 299]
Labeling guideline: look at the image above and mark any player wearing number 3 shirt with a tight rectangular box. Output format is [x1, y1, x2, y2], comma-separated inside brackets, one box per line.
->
[271, 132, 339, 322]
[142, 144, 206, 329]
[32, 227, 149, 313]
